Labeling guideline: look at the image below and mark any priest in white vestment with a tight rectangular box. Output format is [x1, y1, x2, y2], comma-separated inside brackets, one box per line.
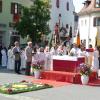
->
[7, 46, 14, 70]
[38, 47, 46, 70]
[70, 43, 80, 56]
[1, 47, 7, 67]
[21, 49, 26, 69]
[44, 46, 51, 70]
[92, 46, 99, 72]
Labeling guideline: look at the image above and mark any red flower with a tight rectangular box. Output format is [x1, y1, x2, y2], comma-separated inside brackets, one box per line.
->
[7, 88, 13, 94]
[80, 63, 91, 76]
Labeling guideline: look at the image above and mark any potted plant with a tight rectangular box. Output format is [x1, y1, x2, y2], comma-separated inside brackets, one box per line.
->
[32, 60, 44, 79]
[80, 63, 91, 85]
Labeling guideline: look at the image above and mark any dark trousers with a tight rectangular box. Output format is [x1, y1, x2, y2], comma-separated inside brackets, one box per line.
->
[25, 62, 31, 75]
[15, 60, 21, 73]
[99, 57, 100, 69]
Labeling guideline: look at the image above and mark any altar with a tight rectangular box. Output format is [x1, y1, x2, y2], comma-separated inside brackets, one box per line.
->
[52, 55, 85, 72]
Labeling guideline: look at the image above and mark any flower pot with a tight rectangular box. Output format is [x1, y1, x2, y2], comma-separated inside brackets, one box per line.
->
[34, 70, 41, 79]
[81, 75, 89, 85]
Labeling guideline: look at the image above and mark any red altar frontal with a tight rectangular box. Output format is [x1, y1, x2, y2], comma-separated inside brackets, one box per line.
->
[52, 55, 85, 72]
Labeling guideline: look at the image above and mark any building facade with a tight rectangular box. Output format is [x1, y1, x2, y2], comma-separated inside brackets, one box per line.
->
[49, 0, 75, 39]
[0, 0, 33, 47]
[0, 0, 75, 47]
[78, 0, 100, 48]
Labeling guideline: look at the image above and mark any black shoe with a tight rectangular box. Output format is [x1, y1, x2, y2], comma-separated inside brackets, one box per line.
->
[17, 72, 21, 74]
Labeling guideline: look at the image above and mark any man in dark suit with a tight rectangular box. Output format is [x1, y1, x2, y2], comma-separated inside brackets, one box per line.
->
[13, 41, 21, 74]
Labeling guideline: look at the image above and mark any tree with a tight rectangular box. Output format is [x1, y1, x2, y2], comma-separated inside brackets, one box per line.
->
[15, 0, 50, 44]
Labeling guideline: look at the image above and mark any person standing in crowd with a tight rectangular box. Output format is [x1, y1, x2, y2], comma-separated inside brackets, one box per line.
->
[77, 44, 86, 56]
[7, 45, 14, 70]
[92, 46, 99, 72]
[25, 41, 32, 75]
[87, 44, 94, 65]
[38, 47, 46, 70]
[13, 41, 21, 74]
[98, 46, 100, 68]
[32, 47, 39, 73]
[57, 44, 66, 55]
[0, 44, 2, 66]
[98, 46, 100, 77]
[32, 47, 38, 65]
[1, 46, 7, 68]
[21, 48, 26, 70]
[50, 44, 58, 55]
[70, 43, 80, 56]
[44, 46, 51, 70]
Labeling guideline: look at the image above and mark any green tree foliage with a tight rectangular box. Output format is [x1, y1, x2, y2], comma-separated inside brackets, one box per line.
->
[15, 0, 50, 43]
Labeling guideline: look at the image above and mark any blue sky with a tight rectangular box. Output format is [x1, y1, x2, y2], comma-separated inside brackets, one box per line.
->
[73, 0, 85, 12]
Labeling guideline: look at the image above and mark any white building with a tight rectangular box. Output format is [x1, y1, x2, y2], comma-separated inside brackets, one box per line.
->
[0, 0, 33, 47]
[78, 0, 100, 48]
[49, 0, 75, 37]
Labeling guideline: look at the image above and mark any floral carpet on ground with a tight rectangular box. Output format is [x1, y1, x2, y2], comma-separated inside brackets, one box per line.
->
[0, 80, 52, 94]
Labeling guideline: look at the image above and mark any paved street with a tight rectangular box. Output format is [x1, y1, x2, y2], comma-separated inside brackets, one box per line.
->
[0, 68, 100, 100]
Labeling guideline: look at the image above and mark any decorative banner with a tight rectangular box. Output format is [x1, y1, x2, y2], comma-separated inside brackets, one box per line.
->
[77, 30, 80, 46]
[96, 27, 100, 46]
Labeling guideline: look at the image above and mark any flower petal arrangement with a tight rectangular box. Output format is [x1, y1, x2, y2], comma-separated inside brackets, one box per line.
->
[0, 80, 52, 94]
[80, 63, 91, 76]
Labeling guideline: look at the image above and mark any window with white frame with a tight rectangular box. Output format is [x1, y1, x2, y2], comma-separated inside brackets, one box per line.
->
[81, 20, 83, 26]
[85, 19, 87, 26]
[66, 2, 69, 11]
[11, 3, 21, 14]
[0, 0, 2, 13]
[95, 0, 100, 8]
[93, 17, 100, 26]
[56, 0, 59, 8]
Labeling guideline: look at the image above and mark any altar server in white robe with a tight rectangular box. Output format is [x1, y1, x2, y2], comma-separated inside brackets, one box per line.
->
[87, 44, 94, 66]
[21, 48, 26, 69]
[50, 44, 58, 55]
[77, 45, 86, 56]
[44, 46, 51, 70]
[32, 47, 39, 65]
[1, 47, 7, 67]
[38, 47, 46, 70]
[31, 47, 39, 73]
[57, 45, 66, 55]
[7, 45, 14, 70]
[91, 46, 99, 72]
[70, 43, 80, 56]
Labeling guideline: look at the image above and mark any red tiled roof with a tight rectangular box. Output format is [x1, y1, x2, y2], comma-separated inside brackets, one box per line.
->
[78, 0, 100, 16]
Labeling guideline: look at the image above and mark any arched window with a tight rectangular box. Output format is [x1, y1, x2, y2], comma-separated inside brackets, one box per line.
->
[66, 2, 69, 11]
[56, 0, 59, 8]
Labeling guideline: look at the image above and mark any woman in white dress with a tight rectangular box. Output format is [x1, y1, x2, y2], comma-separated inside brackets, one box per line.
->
[7, 45, 14, 70]
[1, 47, 7, 67]
[92, 46, 99, 72]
